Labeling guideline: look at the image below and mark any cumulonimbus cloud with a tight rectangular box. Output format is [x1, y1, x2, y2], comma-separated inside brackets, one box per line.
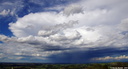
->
[0, 0, 128, 62]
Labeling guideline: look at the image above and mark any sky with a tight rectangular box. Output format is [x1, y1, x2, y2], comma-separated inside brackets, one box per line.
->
[0, 0, 128, 63]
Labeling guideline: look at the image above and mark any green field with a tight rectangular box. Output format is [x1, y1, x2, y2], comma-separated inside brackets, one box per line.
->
[0, 62, 128, 69]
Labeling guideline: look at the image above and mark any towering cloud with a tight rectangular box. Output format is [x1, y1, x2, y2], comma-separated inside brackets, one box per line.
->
[0, 0, 128, 63]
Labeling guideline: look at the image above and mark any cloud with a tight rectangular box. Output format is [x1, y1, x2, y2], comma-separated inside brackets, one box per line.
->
[38, 20, 78, 37]
[93, 55, 128, 61]
[47, 48, 128, 63]
[0, 42, 63, 60]
[0, 0, 23, 16]
[0, 9, 10, 16]
[9, 12, 66, 37]
[0, 35, 10, 42]
[118, 18, 128, 31]
[1, 0, 128, 62]
[63, 4, 83, 16]
[0, 35, 16, 42]
[6, 3, 128, 57]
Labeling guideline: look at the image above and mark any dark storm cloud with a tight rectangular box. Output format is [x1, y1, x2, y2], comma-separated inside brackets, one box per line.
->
[47, 47, 128, 63]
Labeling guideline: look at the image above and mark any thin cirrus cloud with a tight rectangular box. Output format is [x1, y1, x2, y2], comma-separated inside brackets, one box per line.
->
[0, 0, 128, 63]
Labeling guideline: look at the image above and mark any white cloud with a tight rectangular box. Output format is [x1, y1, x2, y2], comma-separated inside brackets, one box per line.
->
[38, 20, 78, 37]
[0, 9, 10, 16]
[0, 35, 17, 42]
[7, 1, 128, 48]
[0, 9, 16, 16]
[0, 35, 10, 42]
[9, 12, 66, 37]
[93, 55, 128, 61]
